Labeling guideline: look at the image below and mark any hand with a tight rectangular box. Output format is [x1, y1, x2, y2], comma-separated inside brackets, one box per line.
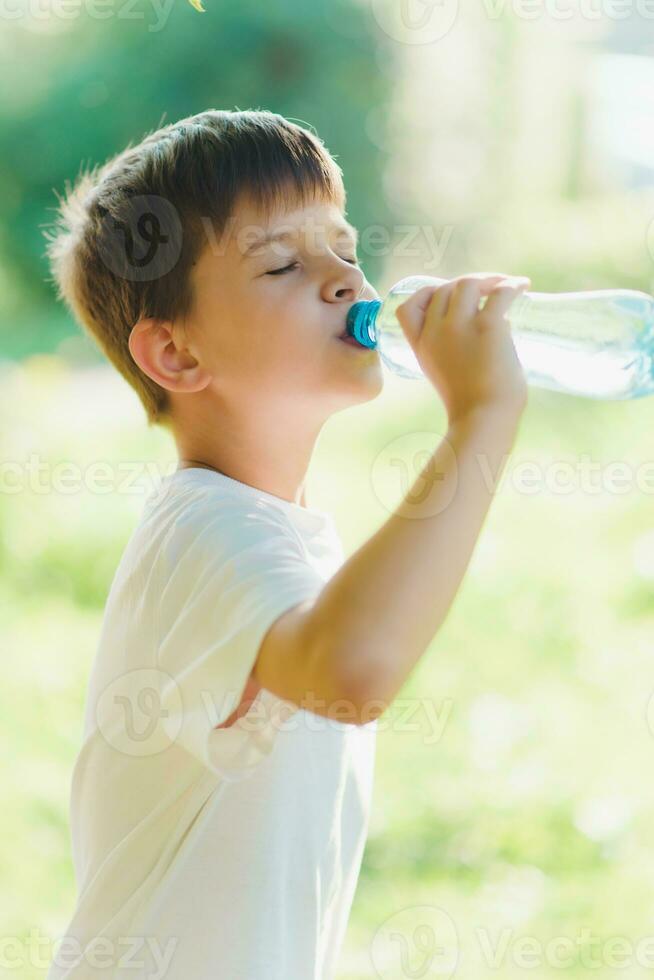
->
[395, 272, 531, 423]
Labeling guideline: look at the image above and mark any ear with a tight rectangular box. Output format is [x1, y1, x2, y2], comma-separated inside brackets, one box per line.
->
[128, 318, 212, 394]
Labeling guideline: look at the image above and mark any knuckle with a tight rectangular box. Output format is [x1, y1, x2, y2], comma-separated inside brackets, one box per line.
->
[475, 309, 496, 327]
[479, 307, 498, 321]
[454, 275, 478, 291]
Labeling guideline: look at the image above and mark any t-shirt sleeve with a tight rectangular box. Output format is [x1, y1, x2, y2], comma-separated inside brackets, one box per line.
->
[152, 498, 327, 781]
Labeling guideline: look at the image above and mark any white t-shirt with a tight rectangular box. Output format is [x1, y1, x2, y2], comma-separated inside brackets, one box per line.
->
[47, 467, 377, 980]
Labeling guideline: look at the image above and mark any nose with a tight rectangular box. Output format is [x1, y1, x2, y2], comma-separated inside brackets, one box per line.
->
[320, 260, 366, 304]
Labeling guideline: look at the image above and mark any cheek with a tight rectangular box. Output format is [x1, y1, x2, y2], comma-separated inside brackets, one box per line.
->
[205, 288, 332, 390]
[248, 293, 324, 362]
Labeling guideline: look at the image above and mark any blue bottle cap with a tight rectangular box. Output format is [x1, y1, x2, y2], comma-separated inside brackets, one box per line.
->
[345, 300, 382, 348]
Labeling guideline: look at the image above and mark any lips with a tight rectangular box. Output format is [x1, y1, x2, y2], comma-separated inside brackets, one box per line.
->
[339, 334, 361, 347]
[338, 314, 363, 346]
[338, 305, 367, 344]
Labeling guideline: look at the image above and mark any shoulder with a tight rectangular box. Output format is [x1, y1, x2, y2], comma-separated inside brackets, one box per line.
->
[152, 487, 307, 575]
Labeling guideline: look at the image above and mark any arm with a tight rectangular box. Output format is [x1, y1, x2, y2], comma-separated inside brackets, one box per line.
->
[254, 273, 531, 725]
[253, 405, 521, 724]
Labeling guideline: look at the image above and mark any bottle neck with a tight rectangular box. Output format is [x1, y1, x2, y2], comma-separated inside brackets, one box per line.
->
[345, 299, 382, 348]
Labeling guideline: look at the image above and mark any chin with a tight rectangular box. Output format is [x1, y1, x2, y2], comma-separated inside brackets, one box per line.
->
[331, 361, 385, 411]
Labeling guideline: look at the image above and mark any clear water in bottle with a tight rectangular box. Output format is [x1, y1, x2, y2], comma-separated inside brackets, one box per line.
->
[345, 275, 654, 400]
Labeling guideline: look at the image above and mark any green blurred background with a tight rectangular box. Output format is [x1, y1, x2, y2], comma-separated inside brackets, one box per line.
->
[3, 3, 654, 978]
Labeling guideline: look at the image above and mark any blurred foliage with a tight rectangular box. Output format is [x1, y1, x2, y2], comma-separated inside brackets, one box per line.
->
[0, 0, 395, 358]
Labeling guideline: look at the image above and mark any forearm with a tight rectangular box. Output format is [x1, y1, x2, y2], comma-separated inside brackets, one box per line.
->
[307, 405, 522, 718]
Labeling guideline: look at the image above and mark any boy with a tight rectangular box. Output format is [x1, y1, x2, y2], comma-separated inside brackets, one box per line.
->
[44, 108, 530, 979]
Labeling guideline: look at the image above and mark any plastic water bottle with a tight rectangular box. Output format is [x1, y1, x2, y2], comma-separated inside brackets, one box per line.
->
[345, 275, 654, 400]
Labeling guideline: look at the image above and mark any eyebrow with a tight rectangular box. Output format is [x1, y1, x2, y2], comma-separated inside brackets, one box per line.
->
[241, 221, 359, 261]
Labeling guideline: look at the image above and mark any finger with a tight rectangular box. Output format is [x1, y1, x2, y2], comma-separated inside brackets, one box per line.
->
[479, 279, 530, 321]
[442, 273, 517, 319]
[445, 276, 505, 323]
[424, 272, 505, 324]
[398, 274, 526, 340]
[396, 285, 441, 343]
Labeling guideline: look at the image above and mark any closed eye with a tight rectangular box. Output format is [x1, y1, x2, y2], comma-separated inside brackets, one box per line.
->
[266, 257, 359, 276]
[266, 262, 300, 276]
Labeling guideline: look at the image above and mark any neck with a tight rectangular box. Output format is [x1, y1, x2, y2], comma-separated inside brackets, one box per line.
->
[172, 397, 325, 509]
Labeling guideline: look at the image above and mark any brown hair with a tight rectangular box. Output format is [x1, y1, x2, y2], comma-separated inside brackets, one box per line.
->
[43, 109, 346, 430]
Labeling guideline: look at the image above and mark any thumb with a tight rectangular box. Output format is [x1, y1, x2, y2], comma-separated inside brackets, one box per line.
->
[395, 285, 439, 346]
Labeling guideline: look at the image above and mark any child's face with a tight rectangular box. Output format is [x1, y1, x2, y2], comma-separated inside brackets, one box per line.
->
[182, 193, 384, 419]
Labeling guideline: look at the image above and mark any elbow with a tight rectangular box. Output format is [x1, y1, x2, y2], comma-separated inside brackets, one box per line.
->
[324, 642, 396, 727]
[303, 614, 395, 726]
[344, 675, 394, 726]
